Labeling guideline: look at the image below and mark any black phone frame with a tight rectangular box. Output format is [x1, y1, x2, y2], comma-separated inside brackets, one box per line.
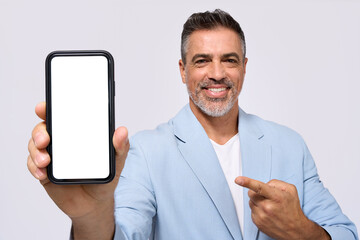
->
[45, 50, 116, 184]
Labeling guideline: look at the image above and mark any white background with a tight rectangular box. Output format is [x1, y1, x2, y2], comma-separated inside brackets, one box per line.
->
[0, 0, 359, 239]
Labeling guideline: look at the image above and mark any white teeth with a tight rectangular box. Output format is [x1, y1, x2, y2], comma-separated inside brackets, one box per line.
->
[208, 88, 226, 92]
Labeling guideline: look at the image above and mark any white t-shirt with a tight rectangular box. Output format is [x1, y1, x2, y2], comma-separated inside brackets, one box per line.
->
[210, 133, 243, 233]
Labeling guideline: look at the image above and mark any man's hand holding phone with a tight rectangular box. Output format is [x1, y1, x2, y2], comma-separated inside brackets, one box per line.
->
[27, 102, 129, 240]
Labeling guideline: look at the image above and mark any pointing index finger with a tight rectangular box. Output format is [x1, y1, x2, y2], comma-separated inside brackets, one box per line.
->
[235, 176, 273, 199]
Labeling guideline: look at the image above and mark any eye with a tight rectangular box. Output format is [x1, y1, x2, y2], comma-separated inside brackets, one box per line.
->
[225, 58, 238, 63]
[195, 59, 208, 64]
[193, 58, 210, 67]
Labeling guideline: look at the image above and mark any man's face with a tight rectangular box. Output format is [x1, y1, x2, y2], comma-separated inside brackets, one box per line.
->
[179, 27, 247, 117]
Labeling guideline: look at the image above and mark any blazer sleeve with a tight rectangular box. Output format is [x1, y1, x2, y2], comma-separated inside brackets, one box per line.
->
[301, 141, 358, 240]
[113, 137, 156, 240]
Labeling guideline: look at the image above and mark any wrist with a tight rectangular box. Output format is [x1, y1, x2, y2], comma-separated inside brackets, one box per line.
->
[302, 219, 331, 240]
[72, 199, 115, 240]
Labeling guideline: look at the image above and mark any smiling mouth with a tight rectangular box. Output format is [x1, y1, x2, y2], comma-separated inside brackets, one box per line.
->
[201, 86, 230, 99]
[207, 87, 227, 92]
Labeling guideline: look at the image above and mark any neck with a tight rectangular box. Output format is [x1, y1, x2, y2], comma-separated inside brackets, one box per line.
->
[189, 99, 239, 145]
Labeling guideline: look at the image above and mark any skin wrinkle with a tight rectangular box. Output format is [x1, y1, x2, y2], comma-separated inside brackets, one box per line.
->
[181, 28, 247, 119]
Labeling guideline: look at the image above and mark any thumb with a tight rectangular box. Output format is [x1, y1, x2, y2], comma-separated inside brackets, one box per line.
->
[113, 126, 129, 176]
[35, 102, 46, 120]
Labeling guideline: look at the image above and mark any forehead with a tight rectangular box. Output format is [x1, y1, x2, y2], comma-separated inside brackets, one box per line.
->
[186, 27, 243, 56]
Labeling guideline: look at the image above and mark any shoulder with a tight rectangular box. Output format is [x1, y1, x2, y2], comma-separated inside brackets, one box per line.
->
[243, 111, 306, 148]
[129, 121, 177, 155]
[130, 121, 174, 143]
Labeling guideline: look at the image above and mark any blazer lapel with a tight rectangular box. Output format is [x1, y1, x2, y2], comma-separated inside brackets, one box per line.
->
[238, 108, 272, 240]
[172, 105, 243, 240]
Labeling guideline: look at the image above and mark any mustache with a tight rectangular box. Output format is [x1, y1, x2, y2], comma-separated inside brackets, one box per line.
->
[198, 79, 234, 88]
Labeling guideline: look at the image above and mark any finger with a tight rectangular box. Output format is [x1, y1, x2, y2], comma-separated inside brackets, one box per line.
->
[27, 155, 48, 181]
[268, 179, 298, 195]
[268, 179, 289, 190]
[113, 126, 129, 174]
[248, 198, 264, 221]
[28, 138, 50, 168]
[35, 102, 46, 120]
[248, 200, 266, 228]
[248, 189, 266, 206]
[31, 121, 50, 150]
[235, 176, 273, 199]
[249, 198, 258, 210]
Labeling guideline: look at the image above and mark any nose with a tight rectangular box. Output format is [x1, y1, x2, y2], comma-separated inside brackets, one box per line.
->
[208, 61, 226, 81]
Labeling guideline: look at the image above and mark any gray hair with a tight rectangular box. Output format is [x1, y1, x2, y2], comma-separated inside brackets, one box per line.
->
[181, 9, 246, 64]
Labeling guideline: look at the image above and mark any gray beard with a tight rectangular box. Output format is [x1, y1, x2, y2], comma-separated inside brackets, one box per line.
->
[187, 87, 237, 117]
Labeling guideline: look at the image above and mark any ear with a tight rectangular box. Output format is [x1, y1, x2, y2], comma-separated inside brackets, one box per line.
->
[179, 59, 186, 84]
[243, 58, 248, 73]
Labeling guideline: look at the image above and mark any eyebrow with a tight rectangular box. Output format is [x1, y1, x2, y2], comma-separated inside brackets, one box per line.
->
[191, 52, 241, 63]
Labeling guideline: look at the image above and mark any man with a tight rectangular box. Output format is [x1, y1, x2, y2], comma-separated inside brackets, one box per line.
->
[27, 9, 358, 240]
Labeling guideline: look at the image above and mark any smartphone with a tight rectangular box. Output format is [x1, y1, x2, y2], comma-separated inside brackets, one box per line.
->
[45, 50, 115, 184]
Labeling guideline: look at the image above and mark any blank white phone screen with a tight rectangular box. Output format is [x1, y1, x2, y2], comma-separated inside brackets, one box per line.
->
[51, 56, 110, 179]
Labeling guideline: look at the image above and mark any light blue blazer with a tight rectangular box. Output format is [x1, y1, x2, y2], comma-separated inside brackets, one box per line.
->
[114, 105, 358, 240]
